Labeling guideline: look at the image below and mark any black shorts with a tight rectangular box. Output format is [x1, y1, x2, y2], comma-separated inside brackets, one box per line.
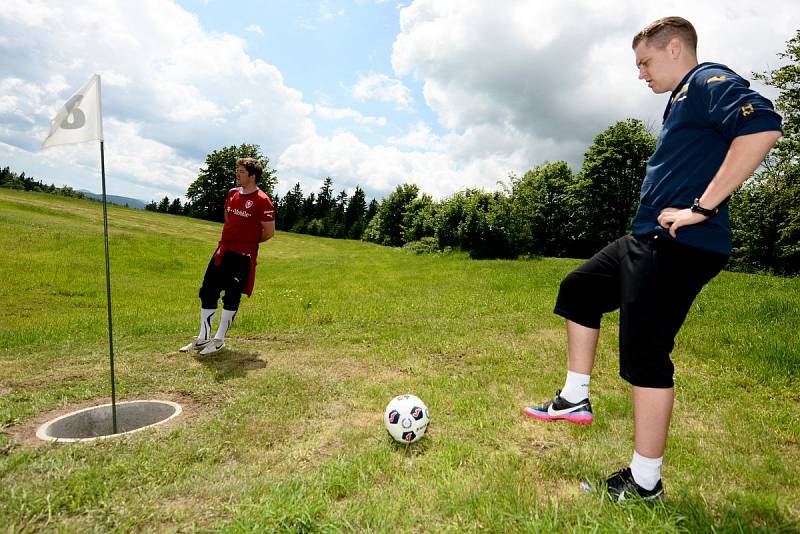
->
[554, 235, 727, 388]
[198, 250, 251, 311]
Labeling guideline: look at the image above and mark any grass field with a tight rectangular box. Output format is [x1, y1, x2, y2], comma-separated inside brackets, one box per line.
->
[1, 188, 798, 533]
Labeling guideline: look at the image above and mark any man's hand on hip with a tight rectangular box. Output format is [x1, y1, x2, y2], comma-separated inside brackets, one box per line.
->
[657, 208, 709, 238]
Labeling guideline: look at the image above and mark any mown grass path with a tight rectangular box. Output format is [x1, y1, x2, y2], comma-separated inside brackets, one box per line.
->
[1, 189, 798, 532]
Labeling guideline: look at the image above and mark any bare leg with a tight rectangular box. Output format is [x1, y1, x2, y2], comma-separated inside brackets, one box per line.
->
[567, 320, 599, 374]
[632, 386, 674, 457]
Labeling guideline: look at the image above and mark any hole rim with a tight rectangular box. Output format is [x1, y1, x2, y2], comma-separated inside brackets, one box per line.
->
[35, 400, 183, 443]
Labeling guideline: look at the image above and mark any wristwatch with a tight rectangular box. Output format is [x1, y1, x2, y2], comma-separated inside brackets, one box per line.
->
[690, 198, 719, 218]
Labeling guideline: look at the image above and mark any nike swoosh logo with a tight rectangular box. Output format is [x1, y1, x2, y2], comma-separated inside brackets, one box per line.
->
[547, 403, 587, 416]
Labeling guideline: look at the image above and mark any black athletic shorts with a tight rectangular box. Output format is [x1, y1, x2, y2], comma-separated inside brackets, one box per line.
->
[554, 234, 728, 388]
[199, 250, 251, 311]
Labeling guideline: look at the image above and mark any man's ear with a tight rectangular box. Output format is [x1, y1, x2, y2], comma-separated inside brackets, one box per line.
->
[668, 36, 682, 59]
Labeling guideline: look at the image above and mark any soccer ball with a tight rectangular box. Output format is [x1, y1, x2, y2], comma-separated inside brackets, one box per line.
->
[383, 394, 430, 444]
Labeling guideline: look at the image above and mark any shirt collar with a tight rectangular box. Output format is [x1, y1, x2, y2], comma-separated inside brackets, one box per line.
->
[662, 62, 711, 123]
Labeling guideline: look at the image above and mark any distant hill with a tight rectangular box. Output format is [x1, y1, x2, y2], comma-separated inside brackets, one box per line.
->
[78, 190, 147, 210]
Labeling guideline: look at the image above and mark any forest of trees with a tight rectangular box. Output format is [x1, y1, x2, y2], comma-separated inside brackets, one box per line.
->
[0, 166, 86, 199]
[360, 119, 657, 261]
[145, 196, 189, 215]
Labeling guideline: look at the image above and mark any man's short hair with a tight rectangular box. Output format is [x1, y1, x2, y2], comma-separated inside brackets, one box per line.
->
[632, 16, 697, 53]
[237, 157, 263, 180]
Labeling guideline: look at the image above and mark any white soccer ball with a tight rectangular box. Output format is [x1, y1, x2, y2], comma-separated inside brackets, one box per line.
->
[383, 394, 430, 444]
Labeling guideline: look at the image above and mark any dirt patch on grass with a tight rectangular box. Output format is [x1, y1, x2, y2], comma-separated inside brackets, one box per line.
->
[287, 406, 379, 471]
[548, 479, 586, 499]
[238, 334, 302, 345]
[524, 439, 557, 452]
[264, 346, 394, 384]
[2, 391, 208, 449]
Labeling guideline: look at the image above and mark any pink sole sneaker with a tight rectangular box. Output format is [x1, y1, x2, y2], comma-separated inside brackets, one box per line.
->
[523, 407, 593, 425]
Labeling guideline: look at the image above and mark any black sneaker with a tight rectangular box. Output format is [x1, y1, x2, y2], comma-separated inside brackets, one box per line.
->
[595, 467, 665, 502]
[523, 389, 593, 425]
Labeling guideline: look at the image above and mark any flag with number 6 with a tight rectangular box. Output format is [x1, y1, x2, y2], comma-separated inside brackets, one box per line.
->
[42, 74, 103, 149]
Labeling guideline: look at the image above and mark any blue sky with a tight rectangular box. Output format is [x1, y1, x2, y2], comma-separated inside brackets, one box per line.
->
[1, 0, 798, 204]
[182, 0, 435, 142]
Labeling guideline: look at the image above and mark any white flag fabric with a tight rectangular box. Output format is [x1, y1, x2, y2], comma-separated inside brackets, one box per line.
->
[42, 74, 103, 149]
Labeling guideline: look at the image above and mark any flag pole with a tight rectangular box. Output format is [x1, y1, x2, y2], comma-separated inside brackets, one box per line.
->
[100, 140, 118, 434]
[41, 74, 116, 432]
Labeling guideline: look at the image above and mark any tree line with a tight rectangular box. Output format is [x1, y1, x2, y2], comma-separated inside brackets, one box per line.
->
[274, 177, 380, 239]
[362, 118, 655, 261]
[0, 166, 86, 199]
[177, 143, 380, 240]
[145, 196, 188, 215]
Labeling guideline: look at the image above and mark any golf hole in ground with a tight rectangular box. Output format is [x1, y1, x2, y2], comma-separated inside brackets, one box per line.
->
[36, 400, 182, 443]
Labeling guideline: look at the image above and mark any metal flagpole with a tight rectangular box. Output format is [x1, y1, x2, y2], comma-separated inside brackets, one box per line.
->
[99, 140, 118, 434]
[42, 75, 116, 433]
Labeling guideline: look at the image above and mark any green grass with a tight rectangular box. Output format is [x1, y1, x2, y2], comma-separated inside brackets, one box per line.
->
[1, 188, 798, 533]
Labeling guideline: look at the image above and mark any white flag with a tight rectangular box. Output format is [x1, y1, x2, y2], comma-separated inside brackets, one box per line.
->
[42, 74, 103, 149]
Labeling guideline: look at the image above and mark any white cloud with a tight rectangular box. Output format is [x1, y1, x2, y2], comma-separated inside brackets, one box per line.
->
[1, 0, 797, 205]
[279, 0, 797, 201]
[314, 104, 386, 126]
[387, 121, 442, 150]
[297, 1, 346, 30]
[101, 118, 199, 191]
[323, 9, 346, 20]
[351, 74, 414, 110]
[25, 117, 203, 196]
[277, 122, 578, 200]
[391, 0, 796, 165]
[0, 0, 316, 199]
[245, 24, 264, 37]
[246, 24, 264, 36]
[278, 132, 453, 198]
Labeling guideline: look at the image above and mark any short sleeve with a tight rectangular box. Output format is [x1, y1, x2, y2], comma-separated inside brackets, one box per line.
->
[224, 188, 236, 210]
[260, 195, 275, 222]
[701, 69, 782, 141]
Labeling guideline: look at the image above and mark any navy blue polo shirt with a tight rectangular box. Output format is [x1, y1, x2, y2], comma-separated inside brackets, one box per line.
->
[631, 62, 782, 255]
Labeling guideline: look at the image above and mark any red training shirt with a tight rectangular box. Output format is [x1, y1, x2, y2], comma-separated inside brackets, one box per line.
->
[219, 187, 275, 257]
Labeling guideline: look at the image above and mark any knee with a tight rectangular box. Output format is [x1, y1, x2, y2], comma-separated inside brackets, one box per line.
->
[619, 348, 675, 388]
[554, 272, 602, 329]
[199, 285, 219, 309]
[221, 290, 242, 311]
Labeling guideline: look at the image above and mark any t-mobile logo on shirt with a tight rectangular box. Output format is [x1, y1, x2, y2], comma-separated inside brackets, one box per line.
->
[227, 207, 252, 218]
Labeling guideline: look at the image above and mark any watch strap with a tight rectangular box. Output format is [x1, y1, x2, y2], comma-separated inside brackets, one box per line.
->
[690, 198, 719, 218]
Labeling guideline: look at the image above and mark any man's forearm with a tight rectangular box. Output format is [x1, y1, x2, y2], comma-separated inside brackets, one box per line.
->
[260, 221, 275, 242]
[697, 130, 782, 209]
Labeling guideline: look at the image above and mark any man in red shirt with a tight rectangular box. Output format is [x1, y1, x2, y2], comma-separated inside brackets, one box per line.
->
[180, 157, 276, 355]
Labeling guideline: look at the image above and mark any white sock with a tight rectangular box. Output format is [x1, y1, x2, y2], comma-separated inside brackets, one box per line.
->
[214, 309, 237, 341]
[630, 450, 662, 491]
[198, 308, 216, 341]
[560, 370, 591, 403]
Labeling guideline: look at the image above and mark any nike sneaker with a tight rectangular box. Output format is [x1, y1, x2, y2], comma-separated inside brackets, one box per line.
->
[523, 389, 593, 425]
[179, 337, 211, 352]
[198, 338, 225, 355]
[581, 467, 664, 502]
